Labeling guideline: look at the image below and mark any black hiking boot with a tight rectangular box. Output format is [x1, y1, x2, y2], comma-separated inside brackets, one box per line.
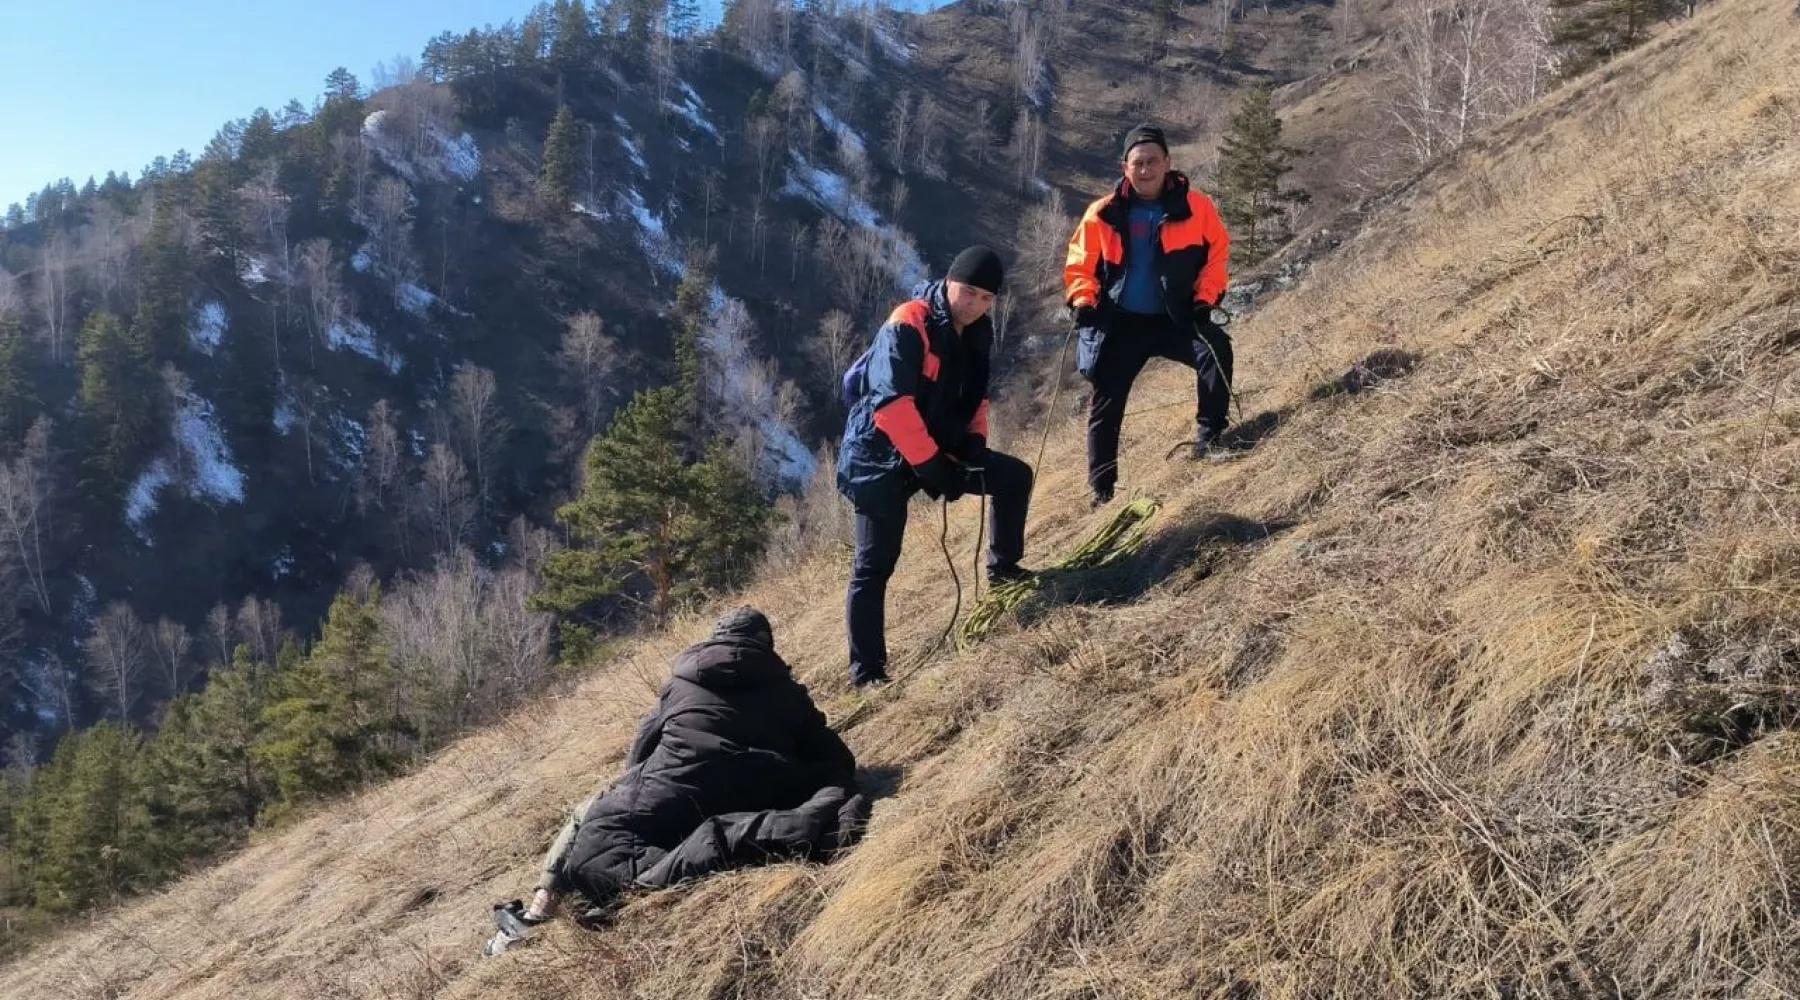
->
[1197, 428, 1243, 462]
[987, 564, 1038, 586]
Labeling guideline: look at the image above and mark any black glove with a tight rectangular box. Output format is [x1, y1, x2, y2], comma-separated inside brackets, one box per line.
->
[956, 433, 989, 468]
[912, 453, 965, 502]
[1196, 300, 1230, 330]
[1070, 304, 1100, 329]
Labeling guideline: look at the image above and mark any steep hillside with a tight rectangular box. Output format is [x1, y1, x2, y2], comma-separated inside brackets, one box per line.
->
[0, 0, 1377, 756]
[0, 0, 1392, 955]
[4, 0, 1796, 995]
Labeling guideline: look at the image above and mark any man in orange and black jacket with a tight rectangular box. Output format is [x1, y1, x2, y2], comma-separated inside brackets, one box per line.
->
[1064, 124, 1232, 506]
[837, 247, 1035, 688]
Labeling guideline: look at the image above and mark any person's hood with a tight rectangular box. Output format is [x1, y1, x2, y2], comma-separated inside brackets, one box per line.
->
[671, 636, 790, 691]
[908, 278, 950, 322]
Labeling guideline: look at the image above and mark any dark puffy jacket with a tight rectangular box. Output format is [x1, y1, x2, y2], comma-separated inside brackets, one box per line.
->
[836, 280, 992, 511]
[560, 636, 858, 904]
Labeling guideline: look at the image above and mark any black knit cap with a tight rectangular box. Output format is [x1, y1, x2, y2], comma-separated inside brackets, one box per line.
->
[711, 606, 774, 648]
[1122, 124, 1169, 158]
[946, 245, 1005, 295]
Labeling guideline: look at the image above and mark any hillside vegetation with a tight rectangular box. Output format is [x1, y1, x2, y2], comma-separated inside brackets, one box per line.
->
[4, 0, 1798, 995]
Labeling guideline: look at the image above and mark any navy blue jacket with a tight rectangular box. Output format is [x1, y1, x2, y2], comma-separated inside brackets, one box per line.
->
[836, 280, 992, 511]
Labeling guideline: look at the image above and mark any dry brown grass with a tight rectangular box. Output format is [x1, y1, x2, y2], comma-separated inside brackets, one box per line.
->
[6, 0, 1800, 996]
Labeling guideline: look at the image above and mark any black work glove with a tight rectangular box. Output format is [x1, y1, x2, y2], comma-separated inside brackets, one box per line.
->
[1195, 299, 1230, 331]
[956, 433, 989, 468]
[912, 453, 965, 503]
[1070, 304, 1101, 329]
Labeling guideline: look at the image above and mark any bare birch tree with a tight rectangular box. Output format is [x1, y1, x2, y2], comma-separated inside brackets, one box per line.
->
[451, 365, 507, 511]
[85, 603, 147, 722]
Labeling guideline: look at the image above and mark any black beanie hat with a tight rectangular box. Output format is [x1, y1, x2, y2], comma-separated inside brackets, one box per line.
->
[711, 606, 774, 648]
[946, 245, 1005, 295]
[1122, 124, 1169, 158]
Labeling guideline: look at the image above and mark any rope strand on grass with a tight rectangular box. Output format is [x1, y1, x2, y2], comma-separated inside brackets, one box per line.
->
[957, 497, 1160, 648]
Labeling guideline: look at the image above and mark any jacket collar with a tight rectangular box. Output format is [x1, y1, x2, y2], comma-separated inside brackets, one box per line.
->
[1103, 171, 1195, 225]
[910, 279, 990, 342]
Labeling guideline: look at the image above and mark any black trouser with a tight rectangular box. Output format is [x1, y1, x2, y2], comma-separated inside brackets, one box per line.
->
[846, 450, 1033, 685]
[1086, 311, 1233, 499]
[631, 786, 870, 889]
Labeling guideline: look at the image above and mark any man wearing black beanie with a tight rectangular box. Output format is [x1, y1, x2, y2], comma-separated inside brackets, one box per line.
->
[836, 246, 1035, 687]
[1065, 123, 1234, 506]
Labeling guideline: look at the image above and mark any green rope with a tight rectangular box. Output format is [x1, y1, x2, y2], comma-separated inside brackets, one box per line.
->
[956, 497, 1161, 649]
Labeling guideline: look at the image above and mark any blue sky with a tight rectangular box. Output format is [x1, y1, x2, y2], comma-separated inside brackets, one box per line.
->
[0, 0, 544, 208]
[0, 0, 949, 211]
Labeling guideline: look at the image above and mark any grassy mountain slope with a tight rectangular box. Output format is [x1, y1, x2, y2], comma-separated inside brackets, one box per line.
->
[5, 0, 1799, 996]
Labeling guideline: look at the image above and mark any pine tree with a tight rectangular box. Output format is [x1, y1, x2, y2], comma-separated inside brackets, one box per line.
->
[0, 765, 20, 907]
[143, 648, 270, 864]
[668, 0, 702, 38]
[681, 442, 777, 600]
[191, 157, 243, 267]
[621, 0, 657, 56]
[1551, 0, 1680, 76]
[312, 69, 366, 150]
[21, 724, 151, 913]
[1214, 85, 1309, 268]
[551, 0, 597, 75]
[324, 67, 360, 102]
[133, 194, 190, 360]
[540, 105, 581, 211]
[0, 311, 35, 450]
[670, 256, 714, 437]
[216, 292, 277, 463]
[75, 312, 161, 507]
[254, 588, 410, 822]
[536, 387, 775, 622]
[239, 108, 280, 164]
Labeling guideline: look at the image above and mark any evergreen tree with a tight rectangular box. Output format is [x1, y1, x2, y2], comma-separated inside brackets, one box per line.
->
[422, 31, 462, 79]
[133, 194, 190, 360]
[1214, 86, 1309, 268]
[0, 767, 19, 907]
[324, 66, 361, 103]
[254, 588, 410, 823]
[1551, 0, 1681, 76]
[551, 0, 597, 75]
[75, 312, 161, 507]
[670, 259, 713, 432]
[682, 442, 777, 600]
[620, 0, 657, 57]
[144, 648, 270, 864]
[19, 724, 151, 914]
[216, 293, 277, 464]
[239, 108, 280, 164]
[312, 69, 367, 150]
[191, 157, 243, 266]
[668, 0, 702, 38]
[540, 105, 581, 211]
[536, 387, 775, 622]
[0, 311, 35, 450]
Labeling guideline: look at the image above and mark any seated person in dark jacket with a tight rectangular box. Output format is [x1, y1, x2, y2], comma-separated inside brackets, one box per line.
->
[488, 607, 867, 953]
